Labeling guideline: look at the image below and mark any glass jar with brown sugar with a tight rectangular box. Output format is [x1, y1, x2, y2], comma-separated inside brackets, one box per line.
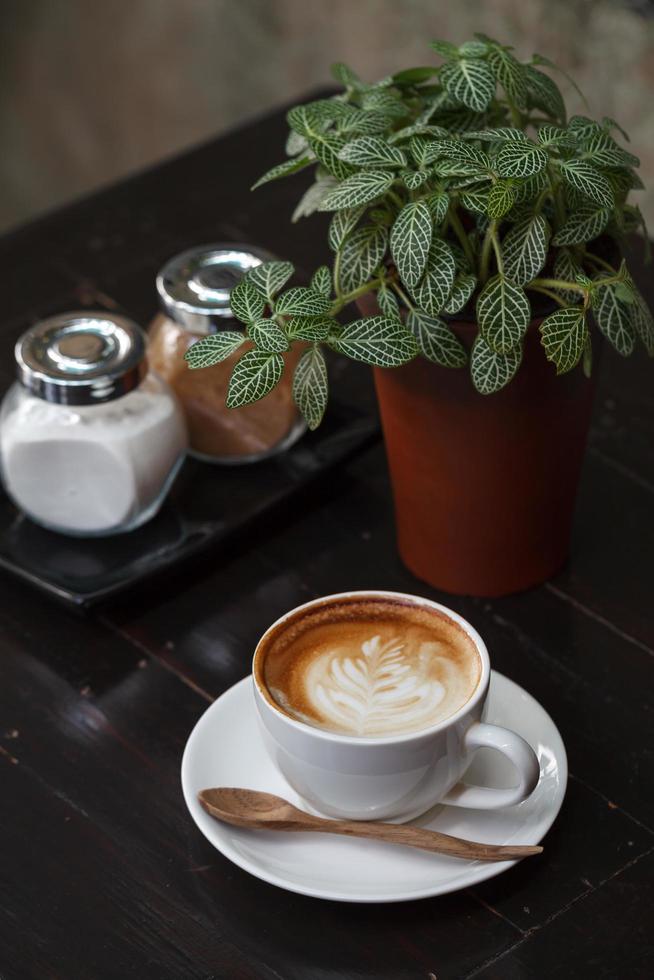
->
[148, 244, 306, 463]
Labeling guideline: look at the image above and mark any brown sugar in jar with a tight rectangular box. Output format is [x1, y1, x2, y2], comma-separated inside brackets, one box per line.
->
[149, 244, 305, 463]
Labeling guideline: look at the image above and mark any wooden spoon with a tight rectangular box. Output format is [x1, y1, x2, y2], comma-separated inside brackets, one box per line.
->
[198, 788, 543, 863]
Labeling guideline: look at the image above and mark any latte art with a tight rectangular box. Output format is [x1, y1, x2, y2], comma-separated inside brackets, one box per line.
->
[259, 597, 481, 737]
[306, 634, 454, 736]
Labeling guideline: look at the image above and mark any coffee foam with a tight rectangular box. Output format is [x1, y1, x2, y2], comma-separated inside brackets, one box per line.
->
[257, 597, 482, 737]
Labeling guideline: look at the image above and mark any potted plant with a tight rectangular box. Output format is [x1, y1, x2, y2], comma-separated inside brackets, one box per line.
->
[185, 34, 653, 597]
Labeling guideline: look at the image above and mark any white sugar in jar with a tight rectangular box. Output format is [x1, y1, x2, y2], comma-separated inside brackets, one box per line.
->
[0, 311, 188, 536]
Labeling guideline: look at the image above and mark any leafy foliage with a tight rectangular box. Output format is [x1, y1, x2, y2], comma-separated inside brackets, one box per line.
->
[292, 346, 329, 429]
[328, 316, 418, 367]
[407, 310, 467, 367]
[477, 275, 531, 352]
[187, 37, 652, 426]
[539, 308, 587, 374]
[390, 202, 432, 288]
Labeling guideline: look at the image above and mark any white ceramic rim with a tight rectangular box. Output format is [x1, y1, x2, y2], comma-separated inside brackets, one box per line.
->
[252, 589, 491, 746]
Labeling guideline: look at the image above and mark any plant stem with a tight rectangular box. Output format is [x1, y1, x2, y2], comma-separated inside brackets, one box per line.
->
[333, 250, 342, 298]
[390, 280, 415, 311]
[330, 277, 384, 314]
[546, 162, 566, 230]
[448, 205, 476, 269]
[584, 251, 617, 274]
[506, 98, 522, 129]
[479, 220, 498, 283]
[491, 227, 504, 276]
[530, 276, 587, 296]
[526, 285, 567, 308]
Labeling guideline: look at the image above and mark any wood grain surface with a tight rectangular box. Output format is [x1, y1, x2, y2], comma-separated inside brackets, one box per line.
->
[0, 95, 652, 980]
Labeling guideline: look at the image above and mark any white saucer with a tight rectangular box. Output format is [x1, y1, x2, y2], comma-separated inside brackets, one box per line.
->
[181, 671, 567, 903]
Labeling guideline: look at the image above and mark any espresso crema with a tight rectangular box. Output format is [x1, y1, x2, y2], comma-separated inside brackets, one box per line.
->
[257, 597, 482, 737]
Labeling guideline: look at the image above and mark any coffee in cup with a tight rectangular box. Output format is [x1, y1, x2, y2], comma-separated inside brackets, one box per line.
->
[253, 591, 540, 822]
[258, 594, 482, 737]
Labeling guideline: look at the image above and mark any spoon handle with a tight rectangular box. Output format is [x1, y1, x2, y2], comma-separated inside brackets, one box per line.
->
[300, 817, 542, 862]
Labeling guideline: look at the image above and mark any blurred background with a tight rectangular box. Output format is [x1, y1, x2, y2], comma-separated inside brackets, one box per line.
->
[1, 0, 653, 234]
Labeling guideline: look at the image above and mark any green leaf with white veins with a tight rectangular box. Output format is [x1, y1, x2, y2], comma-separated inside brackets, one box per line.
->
[429, 39, 459, 58]
[402, 170, 429, 190]
[245, 261, 294, 302]
[226, 350, 284, 408]
[361, 90, 407, 118]
[425, 191, 449, 224]
[440, 59, 496, 112]
[552, 203, 609, 246]
[287, 102, 337, 137]
[458, 40, 489, 57]
[339, 109, 395, 136]
[477, 275, 531, 352]
[339, 224, 389, 292]
[412, 238, 456, 315]
[512, 170, 548, 204]
[331, 61, 361, 88]
[229, 280, 266, 324]
[444, 273, 477, 314]
[248, 319, 290, 353]
[407, 310, 467, 367]
[328, 206, 365, 251]
[537, 125, 577, 148]
[328, 316, 418, 367]
[553, 249, 584, 304]
[286, 129, 308, 157]
[539, 308, 587, 374]
[184, 331, 245, 369]
[251, 156, 313, 190]
[431, 140, 491, 168]
[311, 266, 332, 296]
[524, 66, 565, 122]
[410, 136, 441, 166]
[556, 159, 614, 209]
[338, 137, 407, 168]
[460, 189, 490, 214]
[471, 334, 523, 393]
[308, 135, 355, 181]
[377, 284, 401, 319]
[286, 316, 334, 343]
[487, 181, 515, 218]
[582, 133, 640, 170]
[318, 171, 396, 211]
[463, 127, 529, 142]
[292, 346, 328, 430]
[594, 283, 635, 356]
[496, 141, 548, 178]
[501, 214, 549, 286]
[390, 201, 432, 289]
[567, 115, 602, 140]
[292, 176, 338, 222]
[488, 47, 527, 108]
[274, 287, 331, 317]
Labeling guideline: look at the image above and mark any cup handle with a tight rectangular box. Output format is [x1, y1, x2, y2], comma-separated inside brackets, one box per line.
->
[441, 722, 540, 809]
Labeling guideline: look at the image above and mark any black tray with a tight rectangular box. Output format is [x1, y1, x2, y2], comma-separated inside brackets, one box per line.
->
[0, 398, 378, 609]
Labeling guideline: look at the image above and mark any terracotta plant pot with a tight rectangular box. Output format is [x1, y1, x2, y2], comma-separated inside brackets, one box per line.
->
[356, 292, 599, 597]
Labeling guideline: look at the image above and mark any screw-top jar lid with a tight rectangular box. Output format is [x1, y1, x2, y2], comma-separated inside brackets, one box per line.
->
[156, 243, 277, 334]
[15, 311, 147, 405]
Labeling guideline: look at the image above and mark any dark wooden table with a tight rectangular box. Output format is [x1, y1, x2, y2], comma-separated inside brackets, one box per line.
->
[1, 97, 653, 980]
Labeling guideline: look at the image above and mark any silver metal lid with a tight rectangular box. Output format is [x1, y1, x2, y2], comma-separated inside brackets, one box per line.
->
[15, 311, 148, 405]
[156, 243, 277, 334]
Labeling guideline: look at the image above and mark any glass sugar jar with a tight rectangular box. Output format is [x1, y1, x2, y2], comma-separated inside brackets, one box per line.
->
[0, 311, 188, 536]
[148, 243, 306, 463]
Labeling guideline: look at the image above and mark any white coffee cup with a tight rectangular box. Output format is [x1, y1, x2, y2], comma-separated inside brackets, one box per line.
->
[252, 590, 540, 822]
